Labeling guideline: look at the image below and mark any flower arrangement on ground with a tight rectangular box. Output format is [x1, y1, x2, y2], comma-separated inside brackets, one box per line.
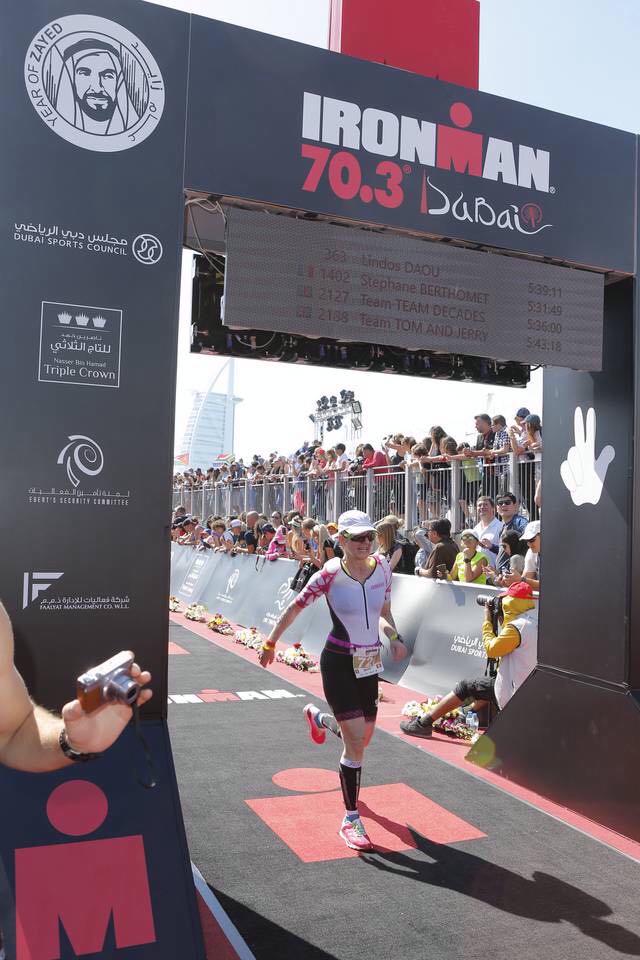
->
[276, 644, 318, 672]
[207, 613, 235, 635]
[401, 697, 476, 741]
[185, 603, 208, 622]
[234, 627, 263, 651]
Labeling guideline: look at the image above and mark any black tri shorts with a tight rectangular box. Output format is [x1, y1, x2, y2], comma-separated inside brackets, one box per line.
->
[320, 648, 379, 723]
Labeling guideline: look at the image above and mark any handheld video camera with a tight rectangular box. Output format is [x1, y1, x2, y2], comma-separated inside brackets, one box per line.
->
[77, 650, 140, 713]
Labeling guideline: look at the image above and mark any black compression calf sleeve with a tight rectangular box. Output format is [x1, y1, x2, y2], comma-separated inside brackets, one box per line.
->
[339, 758, 362, 812]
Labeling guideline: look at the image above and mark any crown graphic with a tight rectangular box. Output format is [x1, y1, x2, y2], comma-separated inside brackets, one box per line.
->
[58, 312, 72, 324]
[75, 313, 90, 327]
[92, 315, 107, 328]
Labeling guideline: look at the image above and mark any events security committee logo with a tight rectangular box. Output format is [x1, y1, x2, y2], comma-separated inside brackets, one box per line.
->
[57, 435, 104, 488]
[25, 15, 165, 152]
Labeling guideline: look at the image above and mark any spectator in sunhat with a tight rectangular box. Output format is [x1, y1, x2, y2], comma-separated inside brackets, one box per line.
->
[265, 523, 289, 559]
[520, 520, 541, 591]
[449, 530, 489, 584]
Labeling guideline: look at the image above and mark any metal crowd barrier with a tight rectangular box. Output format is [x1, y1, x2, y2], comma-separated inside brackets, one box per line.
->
[172, 454, 541, 530]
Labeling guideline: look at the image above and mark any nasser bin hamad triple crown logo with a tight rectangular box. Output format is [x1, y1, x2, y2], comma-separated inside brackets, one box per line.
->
[24, 14, 165, 152]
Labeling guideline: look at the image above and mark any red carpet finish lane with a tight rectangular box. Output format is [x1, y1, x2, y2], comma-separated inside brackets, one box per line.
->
[247, 774, 485, 862]
[169, 619, 640, 960]
[170, 611, 640, 862]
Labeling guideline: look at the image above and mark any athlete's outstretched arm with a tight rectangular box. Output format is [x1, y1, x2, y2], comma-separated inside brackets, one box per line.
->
[380, 600, 398, 633]
[380, 601, 408, 662]
[258, 601, 305, 667]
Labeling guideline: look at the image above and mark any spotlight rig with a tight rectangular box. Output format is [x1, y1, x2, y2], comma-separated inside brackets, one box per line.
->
[309, 390, 361, 442]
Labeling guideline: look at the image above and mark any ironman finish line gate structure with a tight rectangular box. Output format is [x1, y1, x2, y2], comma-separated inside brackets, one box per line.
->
[0, 2, 639, 957]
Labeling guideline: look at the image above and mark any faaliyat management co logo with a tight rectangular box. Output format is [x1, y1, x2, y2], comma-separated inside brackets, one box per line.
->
[22, 569, 130, 612]
[24, 15, 165, 152]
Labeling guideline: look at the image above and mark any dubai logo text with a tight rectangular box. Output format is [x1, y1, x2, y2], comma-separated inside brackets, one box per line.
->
[25, 15, 165, 152]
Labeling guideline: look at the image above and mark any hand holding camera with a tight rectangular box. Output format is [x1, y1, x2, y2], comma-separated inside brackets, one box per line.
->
[61, 651, 152, 757]
[476, 594, 503, 632]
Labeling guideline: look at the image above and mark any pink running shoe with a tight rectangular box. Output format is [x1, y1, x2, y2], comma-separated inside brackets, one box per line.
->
[339, 817, 374, 852]
[303, 703, 326, 745]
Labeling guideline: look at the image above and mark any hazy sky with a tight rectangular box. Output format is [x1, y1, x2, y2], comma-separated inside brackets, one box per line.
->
[143, 0, 640, 460]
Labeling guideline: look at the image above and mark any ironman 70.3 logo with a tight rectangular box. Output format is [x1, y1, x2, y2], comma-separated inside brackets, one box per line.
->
[24, 15, 165, 152]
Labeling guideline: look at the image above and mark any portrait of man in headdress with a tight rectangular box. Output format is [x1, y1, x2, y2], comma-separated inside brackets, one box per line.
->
[52, 37, 146, 136]
[26, 16, 164, 151]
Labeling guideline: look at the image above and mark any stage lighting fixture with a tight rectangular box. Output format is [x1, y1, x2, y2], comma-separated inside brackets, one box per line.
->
[330, 395, 338, 407]
[351, 416, 362, 431]
[351, 400, 362, 414]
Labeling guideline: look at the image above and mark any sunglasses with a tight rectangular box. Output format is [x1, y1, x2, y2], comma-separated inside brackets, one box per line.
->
[461, 535, 477, 542]
[497, 499, 515, 507]
[343, 531, 375, 543]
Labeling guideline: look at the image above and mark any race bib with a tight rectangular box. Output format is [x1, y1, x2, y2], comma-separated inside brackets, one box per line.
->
[353, 645, 383, 679]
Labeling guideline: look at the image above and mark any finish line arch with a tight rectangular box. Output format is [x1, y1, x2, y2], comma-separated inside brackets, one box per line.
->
[1, 3, 638, 957]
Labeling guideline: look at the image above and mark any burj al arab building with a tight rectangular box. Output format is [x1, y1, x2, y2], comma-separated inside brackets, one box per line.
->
[175, 359, 240, 469]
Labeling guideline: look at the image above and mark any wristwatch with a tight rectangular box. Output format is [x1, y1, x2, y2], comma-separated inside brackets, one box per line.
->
[59, 728, 101, 762]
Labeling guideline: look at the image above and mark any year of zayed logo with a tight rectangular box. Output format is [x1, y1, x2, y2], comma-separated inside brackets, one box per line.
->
[24, 15, 165, 152]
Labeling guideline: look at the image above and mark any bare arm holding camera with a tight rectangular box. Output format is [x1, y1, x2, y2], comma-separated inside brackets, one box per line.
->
[0, 601, 152, 772]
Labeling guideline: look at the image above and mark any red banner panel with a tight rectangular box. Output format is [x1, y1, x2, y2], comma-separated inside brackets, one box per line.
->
[329, 0, 479, 88]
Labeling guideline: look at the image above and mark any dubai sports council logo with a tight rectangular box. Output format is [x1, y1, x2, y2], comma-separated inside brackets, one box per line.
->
[24, 15, 165, 152]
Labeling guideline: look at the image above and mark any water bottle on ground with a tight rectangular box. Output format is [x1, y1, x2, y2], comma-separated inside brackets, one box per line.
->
[466, 711, 479, 734]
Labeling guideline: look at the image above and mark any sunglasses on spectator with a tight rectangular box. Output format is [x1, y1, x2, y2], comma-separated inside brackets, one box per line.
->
[497, 500, 515, 507]
[343, 531, 375, 543]
[461, 535, 477, 542]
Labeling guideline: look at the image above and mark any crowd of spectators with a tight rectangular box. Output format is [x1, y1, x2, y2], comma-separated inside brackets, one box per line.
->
[172, 497, 540, 590]
[172, 402, 542, 593]
[173, 405, 542, 528]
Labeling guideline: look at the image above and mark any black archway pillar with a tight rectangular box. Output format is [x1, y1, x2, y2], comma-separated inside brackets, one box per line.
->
[468, 278, 640, 841]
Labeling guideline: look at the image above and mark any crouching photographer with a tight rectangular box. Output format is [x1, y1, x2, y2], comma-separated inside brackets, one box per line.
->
[400, 582, 537, 738]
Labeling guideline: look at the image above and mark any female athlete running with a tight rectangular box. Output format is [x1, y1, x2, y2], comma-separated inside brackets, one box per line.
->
[258, 510, 407, 851]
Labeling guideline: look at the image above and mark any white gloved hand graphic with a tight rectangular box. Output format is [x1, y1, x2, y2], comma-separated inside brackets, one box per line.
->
[560, 406, 615, 506]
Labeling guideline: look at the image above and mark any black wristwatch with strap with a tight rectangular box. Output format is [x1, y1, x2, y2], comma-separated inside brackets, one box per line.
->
[59, 728, 101, 762]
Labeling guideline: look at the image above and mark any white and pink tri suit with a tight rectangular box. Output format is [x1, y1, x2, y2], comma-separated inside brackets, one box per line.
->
[294, 556, 392, 655]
